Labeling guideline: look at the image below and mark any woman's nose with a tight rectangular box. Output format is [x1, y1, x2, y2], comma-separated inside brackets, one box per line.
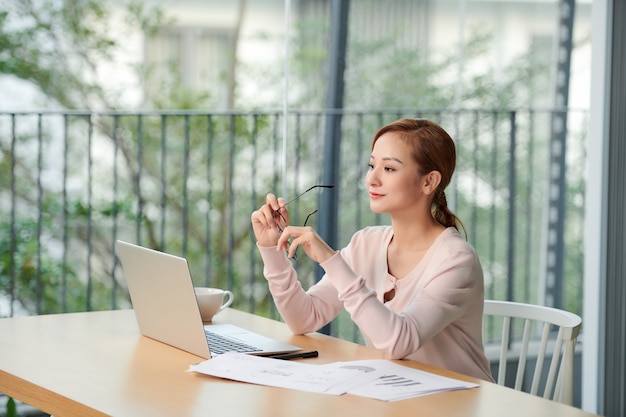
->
[366, 168, 380, 187]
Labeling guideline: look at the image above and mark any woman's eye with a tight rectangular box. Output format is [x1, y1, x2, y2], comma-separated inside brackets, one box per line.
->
[367, 163, 374, 170]
[384, 166, 395, 172]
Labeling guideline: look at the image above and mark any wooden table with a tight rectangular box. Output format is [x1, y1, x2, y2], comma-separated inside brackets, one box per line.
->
[0, 309, 601, 417]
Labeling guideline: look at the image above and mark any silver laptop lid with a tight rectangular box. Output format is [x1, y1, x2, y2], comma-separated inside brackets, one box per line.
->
[117, 240, 211, 358]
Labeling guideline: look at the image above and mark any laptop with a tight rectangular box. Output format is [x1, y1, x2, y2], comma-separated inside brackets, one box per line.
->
[116, 240, 301, 359]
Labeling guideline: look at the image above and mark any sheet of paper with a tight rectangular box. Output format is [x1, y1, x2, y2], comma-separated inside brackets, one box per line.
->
[329, 360, 479, 401]
[189, 354, 479, 401]
[188, 353, 382, 395]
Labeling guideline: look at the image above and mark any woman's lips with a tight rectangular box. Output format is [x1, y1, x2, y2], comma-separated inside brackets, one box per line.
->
[369, 191, 384, 199]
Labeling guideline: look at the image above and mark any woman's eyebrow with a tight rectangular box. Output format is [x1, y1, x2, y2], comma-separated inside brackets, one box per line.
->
[382, 155, 405, 164]
[370, 154, 404, 164]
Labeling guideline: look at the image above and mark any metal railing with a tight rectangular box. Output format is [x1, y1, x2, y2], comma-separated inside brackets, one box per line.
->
[0, 108, 587, 342]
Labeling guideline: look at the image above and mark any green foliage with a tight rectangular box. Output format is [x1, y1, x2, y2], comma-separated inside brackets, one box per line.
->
[5, 397, 16, 417]
[0, 0, 167, 109]
[0, 194, 124, 314]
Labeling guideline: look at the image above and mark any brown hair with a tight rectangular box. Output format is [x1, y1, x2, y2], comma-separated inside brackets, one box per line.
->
[372, 118, 466, 235]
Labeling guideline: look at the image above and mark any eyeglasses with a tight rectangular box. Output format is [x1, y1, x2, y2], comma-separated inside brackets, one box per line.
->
[274, 184, 335, 231]
[274, 184, 335, 259]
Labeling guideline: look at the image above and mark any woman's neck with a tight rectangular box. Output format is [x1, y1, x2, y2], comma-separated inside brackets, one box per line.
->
[389, 215, 445, 251]
[386, 217, 445, 280]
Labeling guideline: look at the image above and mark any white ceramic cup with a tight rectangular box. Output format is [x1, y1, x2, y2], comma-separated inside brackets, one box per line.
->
[194, 287, 234, 322]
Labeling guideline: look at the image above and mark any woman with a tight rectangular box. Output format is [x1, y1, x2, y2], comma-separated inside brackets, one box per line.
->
[250, 118, 493, 381]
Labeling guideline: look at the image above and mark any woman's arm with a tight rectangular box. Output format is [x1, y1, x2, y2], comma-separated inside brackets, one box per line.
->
[258, 245, 343, 334]
[321, 246, 480, 359]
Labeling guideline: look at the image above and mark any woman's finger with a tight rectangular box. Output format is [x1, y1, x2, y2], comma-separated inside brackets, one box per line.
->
[276, 225, 299, 249]
[276, 225, 336, 263]
[276, 226, 310, 257]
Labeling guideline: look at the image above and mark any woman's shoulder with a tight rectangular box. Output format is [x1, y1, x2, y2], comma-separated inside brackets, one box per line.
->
[437, 228, 479, 257]
[343, 225, 392, 251]
[340, 225, 391, 263]
[433, 228, 484, 285]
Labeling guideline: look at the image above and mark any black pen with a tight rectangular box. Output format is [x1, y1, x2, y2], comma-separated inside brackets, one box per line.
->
[270, 350, 319, 360]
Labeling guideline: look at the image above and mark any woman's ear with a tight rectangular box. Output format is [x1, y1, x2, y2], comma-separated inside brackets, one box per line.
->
[422, 171, 442, 196]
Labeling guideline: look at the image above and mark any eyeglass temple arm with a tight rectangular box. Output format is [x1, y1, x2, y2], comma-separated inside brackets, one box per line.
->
[283, 184, 335, 206]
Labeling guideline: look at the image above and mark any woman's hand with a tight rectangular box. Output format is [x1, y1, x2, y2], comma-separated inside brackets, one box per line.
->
[277, 225, 336, 264]
[251, 193, 288, 247]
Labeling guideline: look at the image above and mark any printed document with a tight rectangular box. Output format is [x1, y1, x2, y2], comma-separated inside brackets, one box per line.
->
[188, 353, 478, 401]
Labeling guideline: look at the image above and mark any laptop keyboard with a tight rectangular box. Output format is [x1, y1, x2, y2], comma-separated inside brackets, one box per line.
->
[204, 329, 262, 355]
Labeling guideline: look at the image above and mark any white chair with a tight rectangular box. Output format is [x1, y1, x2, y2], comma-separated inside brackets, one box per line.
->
[482, 300, 582, 405]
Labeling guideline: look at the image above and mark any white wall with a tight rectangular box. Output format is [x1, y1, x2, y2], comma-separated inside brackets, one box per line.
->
[583, 0, 610, 413]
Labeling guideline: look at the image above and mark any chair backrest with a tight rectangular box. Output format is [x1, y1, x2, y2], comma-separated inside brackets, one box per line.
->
[483, 300, 582, 405]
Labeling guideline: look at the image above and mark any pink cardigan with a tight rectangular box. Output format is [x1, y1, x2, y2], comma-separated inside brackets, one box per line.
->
[258, 226, 494, 382]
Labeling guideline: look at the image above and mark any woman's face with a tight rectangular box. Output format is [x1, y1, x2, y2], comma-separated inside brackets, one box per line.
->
[366, 132, 425, 215]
